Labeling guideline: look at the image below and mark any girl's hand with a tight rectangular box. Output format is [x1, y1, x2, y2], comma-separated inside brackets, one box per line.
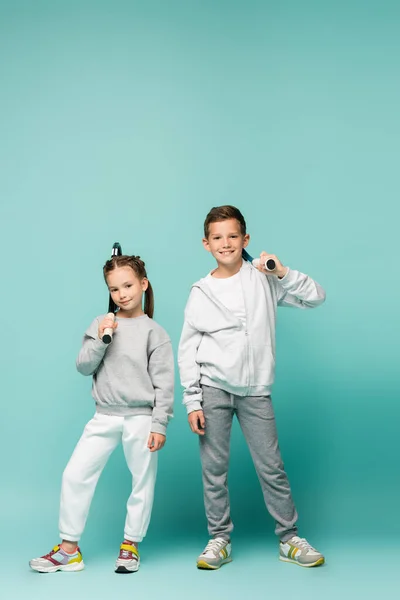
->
[256, 251, 288, 279]
[147, 432, 166, 452]
[98, 315, 118, 340]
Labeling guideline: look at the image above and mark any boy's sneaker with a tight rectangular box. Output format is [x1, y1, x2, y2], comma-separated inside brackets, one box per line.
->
[29, 545, 84, 573]
[115, 542, 140, 573]
[280, 536, 325, 567]
[197, 537, 232, 570]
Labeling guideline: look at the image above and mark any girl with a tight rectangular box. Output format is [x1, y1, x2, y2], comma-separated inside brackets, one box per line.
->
[30, 255, 174, 574]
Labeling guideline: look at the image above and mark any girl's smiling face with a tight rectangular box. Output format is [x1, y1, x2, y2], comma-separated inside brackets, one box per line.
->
[106, 266, 148, 318]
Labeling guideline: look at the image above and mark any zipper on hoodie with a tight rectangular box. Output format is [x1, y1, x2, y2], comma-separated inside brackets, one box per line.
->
[195, 275, 251, 395]
[239, 274, 251, 396]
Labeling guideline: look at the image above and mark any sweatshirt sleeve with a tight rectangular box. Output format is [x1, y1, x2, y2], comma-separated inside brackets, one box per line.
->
[275, 268, 326, 308]
[178, 292, 204, 414]
[148, 340, 174, 436]
[76, 318, 108, 376]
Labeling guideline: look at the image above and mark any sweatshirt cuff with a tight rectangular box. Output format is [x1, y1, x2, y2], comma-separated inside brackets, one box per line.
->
[151, 421, 167, 436]
[185, 399, 203, 414]
[92, 337, 110, 352]
[278, 267, 296, 287]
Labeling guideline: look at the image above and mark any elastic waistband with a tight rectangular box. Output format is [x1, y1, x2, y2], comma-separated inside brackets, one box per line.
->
[200, 375, 273, 398]
[96, 405, 153, 417]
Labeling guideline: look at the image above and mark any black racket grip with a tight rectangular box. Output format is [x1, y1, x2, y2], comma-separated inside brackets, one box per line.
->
[242, 249, 276, 272]
[265, 258, 276, 271]
[102, 313, 115, 344]
[252, 257, 276, 271]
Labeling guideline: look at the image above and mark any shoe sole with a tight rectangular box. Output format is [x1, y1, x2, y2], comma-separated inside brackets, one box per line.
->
[279, 556, 325, 568]
[29, 561, 85, 573]
[197, 557, 232, 570]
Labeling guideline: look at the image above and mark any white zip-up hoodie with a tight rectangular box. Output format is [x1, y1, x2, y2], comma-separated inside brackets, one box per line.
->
[178, 260, 325, 414]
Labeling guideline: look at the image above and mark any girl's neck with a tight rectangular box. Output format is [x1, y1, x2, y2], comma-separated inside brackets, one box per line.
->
[117, 308, 145, 319]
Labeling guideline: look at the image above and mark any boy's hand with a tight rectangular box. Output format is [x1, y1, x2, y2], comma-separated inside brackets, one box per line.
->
[188, 410, 205, 435]
[98, 315, 118, 340]
[257, 251, 288, 279]
[147, 432, 166, 452]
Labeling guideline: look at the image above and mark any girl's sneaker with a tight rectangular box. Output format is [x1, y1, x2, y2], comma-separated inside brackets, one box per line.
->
[29, 545, 84, 573]
[197, 537, 232, 569]
[115, 542, 140, 573]
[279, 536, 325, 567]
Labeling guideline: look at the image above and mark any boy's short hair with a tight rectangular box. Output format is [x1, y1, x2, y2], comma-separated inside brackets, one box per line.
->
[204, 205, 247, 238]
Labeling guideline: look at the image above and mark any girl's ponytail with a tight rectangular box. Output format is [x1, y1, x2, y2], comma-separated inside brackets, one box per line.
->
[144, 281, 154, 318]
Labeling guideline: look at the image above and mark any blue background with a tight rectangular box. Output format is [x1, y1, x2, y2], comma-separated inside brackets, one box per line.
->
[1, 0, 398, 597]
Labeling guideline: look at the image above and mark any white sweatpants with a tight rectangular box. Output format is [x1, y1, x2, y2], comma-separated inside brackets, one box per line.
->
[59, 413, 157, 543]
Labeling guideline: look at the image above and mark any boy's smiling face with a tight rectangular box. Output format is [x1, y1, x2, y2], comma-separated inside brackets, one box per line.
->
[203, 218, 250, 271]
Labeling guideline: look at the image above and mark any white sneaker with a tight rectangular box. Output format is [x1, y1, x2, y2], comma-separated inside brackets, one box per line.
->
[280, 536, 325, 567]
[197, 537, 232, 570]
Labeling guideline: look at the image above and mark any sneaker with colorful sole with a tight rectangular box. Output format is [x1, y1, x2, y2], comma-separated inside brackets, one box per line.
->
[29, 545, 84, 573]
[115, 542, 140, 573]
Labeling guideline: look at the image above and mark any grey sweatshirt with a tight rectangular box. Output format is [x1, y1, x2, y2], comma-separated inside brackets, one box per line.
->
[76, 314, 174, 436]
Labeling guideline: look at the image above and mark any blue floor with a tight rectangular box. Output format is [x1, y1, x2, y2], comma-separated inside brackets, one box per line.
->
[3, 536, 392, 600]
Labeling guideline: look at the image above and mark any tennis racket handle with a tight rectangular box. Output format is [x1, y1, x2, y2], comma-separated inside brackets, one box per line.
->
[252, 257, 276, 272]
[102, 313, 115, 345]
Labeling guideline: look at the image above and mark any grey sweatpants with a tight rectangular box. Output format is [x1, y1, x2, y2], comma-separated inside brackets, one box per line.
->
[199, 385, 298, 542]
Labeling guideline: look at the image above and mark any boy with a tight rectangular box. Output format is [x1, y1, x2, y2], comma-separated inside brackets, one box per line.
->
[178, 205, 326, 569]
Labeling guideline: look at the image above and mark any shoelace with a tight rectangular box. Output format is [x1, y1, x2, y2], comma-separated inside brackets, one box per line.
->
[120, 549, 132, 558]
[291, 537, 316, 551]
[44, 546, 77, 560]
[203, 538, 227, 555]
[44, 546, 61, 559]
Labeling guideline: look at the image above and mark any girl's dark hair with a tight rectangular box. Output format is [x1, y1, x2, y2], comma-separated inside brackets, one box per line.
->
[103, 255, 154, 318]
[204, 205, 247, 238]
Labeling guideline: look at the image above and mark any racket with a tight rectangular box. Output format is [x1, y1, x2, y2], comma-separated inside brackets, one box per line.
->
[242, 249, 276, 271]
[102, 242, 122, 344]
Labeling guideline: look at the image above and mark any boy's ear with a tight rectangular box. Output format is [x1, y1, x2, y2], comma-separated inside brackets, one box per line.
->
[243, 234, 250, 248]
[202, 237, 211, 252]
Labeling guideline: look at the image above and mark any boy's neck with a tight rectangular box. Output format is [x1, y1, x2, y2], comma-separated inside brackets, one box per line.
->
[211, 259, 243, 279]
